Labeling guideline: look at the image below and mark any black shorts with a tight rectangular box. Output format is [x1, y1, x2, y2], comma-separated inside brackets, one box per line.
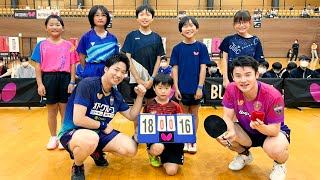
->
[181, 93, 202, 106]
[239, 123, 291, 147]
[42, 72, 71, 104]
[147, 143, 184, 165]
[60, 129, 120, 159]
[130, 83, 156, 100]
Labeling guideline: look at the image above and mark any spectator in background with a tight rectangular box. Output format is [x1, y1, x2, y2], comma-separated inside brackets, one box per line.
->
[14, 56, 36, 78]
[262, 62, 282, 78]
[301, 8, 310, 18]
[258, 61, 269, 78]
[289, 5, 294, 11]
[158, 55, 172, 75]
[314, 6, 319, 14]
[0, 57, 12, 78]
[287, 49, 293, 62]
[311, 42, 318, 67]
[289, 55, 320, 78]
[206, 61, 222, 78]
[290, 39, 299, 61]
[306, 4, 312, 11]
[280, 62, 297, 79]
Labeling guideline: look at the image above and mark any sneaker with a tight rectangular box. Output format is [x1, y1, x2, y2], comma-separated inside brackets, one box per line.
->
[183, 143, 189, 152]
[188, 143, 197, 154]
[270, 162, 287, 180]
[46, 136, 58, 150]
[90, 150, 109, 167]
[228, 152, 253, 171]
[71, 163, 85, 180]
[58, 142, 65, 150]
[147, 152, 162, 167]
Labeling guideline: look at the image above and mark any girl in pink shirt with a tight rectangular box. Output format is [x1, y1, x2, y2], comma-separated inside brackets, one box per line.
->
[31, 15, 79, 150]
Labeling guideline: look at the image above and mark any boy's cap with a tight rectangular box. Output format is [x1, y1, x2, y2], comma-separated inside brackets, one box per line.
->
[210, 61, 217, 67]
[299, 55, 311, 61]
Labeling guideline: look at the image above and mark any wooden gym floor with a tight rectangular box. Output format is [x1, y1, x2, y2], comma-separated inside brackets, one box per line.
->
[0, 106, 319, 180]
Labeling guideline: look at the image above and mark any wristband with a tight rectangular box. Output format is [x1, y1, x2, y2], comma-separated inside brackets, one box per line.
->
[99, 121, 107, 130]
[197, 85, 203, 89]
[69, 82, 75, 85]
[150, 76, 155, 79]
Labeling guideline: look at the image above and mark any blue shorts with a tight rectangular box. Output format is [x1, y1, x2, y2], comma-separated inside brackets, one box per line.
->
[60, 129, 120, 159]
[147, 143, 184, 165]
[82, 62, 105, 78]
[239, 123, 291, 147]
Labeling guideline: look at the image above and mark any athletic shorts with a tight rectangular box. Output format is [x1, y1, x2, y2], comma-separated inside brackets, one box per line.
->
[239, 123, 291, 147]
[82, 62, 105, 78]
[60, 129, 120, 159]
[147, 143, 184, 165]
[181, 93, 202, 106]
[130, 83, 156, 99]
[42, 72, 71, 104]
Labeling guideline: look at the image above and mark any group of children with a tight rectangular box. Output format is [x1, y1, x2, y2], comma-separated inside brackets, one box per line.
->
[29, 4, 290, 180]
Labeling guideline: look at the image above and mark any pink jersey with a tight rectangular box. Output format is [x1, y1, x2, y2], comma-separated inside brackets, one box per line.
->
[222, 81, 288, 134]
[31, 39, 79, 72]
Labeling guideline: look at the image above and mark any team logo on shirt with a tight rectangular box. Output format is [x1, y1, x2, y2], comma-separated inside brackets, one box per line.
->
[273, 104, 284, 115]
[237, 100, 244, 106]
[193, 52, 199, 56]
[91, 42, 95, 46]
[253, 101, 262, 111]
[97, 93, 103, 100]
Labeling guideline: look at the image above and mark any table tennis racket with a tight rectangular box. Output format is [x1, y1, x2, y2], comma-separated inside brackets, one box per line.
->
[250, 111, 265, 122]
[204, 115, 232, 147]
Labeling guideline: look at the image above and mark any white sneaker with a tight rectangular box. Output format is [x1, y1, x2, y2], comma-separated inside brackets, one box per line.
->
[58, 141, 65, 150]
[270, 162, 287, 180]
[47, 136, 58, 150]
[183, 143, 189, 152]
[228, 152, 253, 170]
[188, 143, 197, 154]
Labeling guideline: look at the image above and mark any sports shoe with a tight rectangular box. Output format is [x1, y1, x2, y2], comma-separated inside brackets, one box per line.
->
[228, 152, 253, 171]
[183, 143, 189, 152]
[147, 152, 162, 167]
[270, 161, 287, 180]
[71, 163, 85, 180]
[188, 143, 197, 154]
[46, 136, 58, 150]
[90, 150, 109, 167]
[58, 142, 65, 150]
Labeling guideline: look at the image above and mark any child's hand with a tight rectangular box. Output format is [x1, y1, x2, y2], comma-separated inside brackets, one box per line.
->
[195, 88, 203, 100]
[68, 84, 75, 93]
[37, 84, 46, 96]
[223, 78, 230, 88]
[175, 89, 182, 101]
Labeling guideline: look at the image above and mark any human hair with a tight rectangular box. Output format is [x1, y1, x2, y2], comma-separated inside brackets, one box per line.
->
[231, 56, 259, 74]
[287, 62, 297, 70]
[160, 55, 167, 61]
[45, 15, 64, 27]
[299, 55, 311, 62]
[19, 56, 29, 62]
[136, 4, 155, 18]
[105, 53, 130, 71]
[208, 61, 217, 67]
[178, 16, 199, 32]
[233, 10, 251, 24]
[272, 62, 282, 70]
[88, 5, 111, 30]
[259, 61, 269, 69]
[0, 57, 3, 61]
[153, 73, 173, 88]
